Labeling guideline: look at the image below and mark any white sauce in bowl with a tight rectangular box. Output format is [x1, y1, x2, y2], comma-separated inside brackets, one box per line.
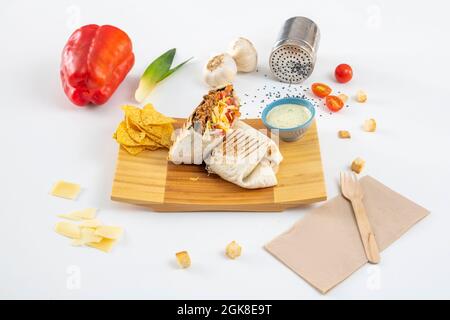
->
[266, 104, 312, 129]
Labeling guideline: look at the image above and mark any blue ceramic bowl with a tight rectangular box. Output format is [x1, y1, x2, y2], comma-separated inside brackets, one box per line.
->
[261, 98, 316, 142]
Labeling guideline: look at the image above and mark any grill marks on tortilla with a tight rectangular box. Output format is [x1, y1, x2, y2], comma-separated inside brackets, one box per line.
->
[220, 129, 267, 160]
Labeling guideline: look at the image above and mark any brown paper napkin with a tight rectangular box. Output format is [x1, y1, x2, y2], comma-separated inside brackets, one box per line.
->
[265, 176, 429, 294]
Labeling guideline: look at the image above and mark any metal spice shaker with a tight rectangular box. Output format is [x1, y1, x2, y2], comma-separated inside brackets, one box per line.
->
[269, 17, 320, 83]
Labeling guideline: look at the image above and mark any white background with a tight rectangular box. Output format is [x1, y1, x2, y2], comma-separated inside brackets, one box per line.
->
[1, 0, 449, 299]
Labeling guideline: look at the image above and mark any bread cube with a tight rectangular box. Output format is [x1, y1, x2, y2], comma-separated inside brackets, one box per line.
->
[338, 94, 348, 103]
[356, 90, 367, 103]
[338, 130, 351, 139]
[176, 251, 191, 268]
[225, 241, 242, 259]
[363, 119, 377, 132]
[351, 157, 365, 174]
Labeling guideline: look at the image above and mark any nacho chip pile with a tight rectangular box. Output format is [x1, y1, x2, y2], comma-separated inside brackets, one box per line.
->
[113, 104, 175, 155]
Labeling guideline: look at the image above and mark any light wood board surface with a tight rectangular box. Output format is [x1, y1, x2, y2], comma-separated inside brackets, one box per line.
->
[111, 119, 327, 212]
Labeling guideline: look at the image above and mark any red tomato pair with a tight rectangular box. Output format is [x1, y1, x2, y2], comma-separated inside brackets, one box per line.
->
[311, 83, 344, 112]
[311, 63, 353, 112]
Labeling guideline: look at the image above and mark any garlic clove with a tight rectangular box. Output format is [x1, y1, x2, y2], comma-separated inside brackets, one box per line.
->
[203, 53, 237, 88]
[207, 68, 222, 88]
[222, 64, 237, 81]
[208, 66, 225, 88]
[228, 37, 258, 73]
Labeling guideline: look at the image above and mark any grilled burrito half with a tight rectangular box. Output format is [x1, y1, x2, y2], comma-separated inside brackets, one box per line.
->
[169, 85, 240, 164]
[204, 121, 283, 189]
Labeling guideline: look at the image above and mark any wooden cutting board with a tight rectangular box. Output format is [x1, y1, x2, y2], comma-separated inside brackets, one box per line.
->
[111, 119, 327, 212]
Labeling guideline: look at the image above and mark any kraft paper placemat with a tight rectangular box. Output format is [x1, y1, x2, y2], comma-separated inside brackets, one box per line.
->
[265, 176, 430, 294]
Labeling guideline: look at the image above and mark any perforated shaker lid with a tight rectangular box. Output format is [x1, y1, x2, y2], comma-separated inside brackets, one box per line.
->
[269, 44, 314, 84]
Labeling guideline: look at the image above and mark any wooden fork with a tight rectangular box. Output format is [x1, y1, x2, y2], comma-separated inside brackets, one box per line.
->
[340, 172, 381, 264]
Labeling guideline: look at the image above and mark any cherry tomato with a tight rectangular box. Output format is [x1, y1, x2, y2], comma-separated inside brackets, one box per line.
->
[335, 64, 353, 83]
[311, 83, 332, 98]
[325, 95, 344, 112]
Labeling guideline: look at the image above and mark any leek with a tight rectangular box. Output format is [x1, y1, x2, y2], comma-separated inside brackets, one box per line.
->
[135, 48, 192, 103]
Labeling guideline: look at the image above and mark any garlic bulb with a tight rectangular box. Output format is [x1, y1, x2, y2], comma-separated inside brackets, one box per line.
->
[203, 53, 237, 88]
[228, 37, 258, 73]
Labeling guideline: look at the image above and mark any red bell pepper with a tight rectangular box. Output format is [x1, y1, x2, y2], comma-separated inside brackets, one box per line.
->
[60, 24, 135, 106]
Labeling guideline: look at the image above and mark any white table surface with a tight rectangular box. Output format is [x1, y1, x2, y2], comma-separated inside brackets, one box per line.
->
[1, 0, 449, 300]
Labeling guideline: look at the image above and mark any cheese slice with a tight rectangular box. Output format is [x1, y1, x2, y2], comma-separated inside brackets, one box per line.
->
[94, 226, 123, 240]
[58, 208, 97, 221]
[72, 208, 97, 220]
[81, 228, 103, 243]
[87, 238, 117, 253]
[55, 221, 81, 239]
[71, 239, 84, 246]
[54, 208, 122, 253]
[79, 219, 102, 228]
[51, 181, 81, 200]
[71, 228, 103, 246]
[57, 213, 82, 221]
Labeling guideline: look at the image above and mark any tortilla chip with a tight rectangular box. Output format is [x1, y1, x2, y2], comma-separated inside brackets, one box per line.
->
[141, 123, 173, 140]
[140, 135, 164, 148]
[126, 117, 147, 143]
[145, 129, 173, 148]
[114, 105, 175, 155]
[121, 145, 147, 155]
[114, 122, 141, 147]
[159, 124, 174, 147]
[141, 104, 176, 125]
[122, 105, 143, 124]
